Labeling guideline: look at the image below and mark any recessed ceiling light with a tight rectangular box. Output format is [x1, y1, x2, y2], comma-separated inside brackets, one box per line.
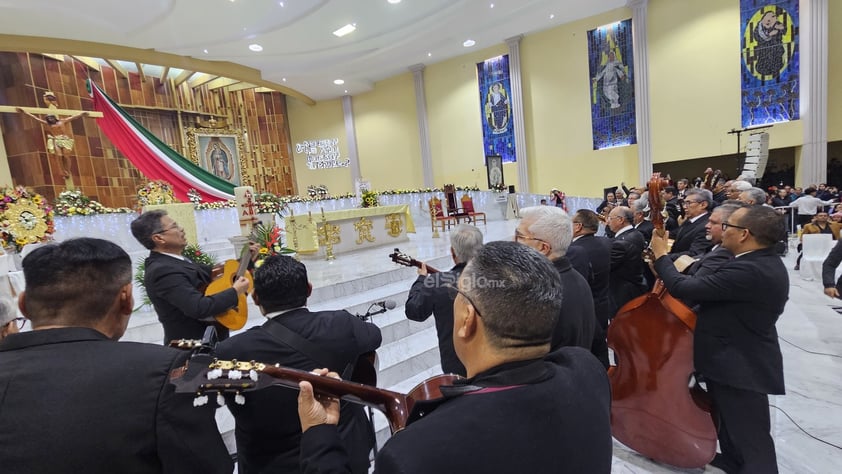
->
[490, 3, 495, 8]
[333, 23, 357, 37]
[203, 49, 209, 54]
[427, 52, 432, 57]
[282, 77, 287, 82]
[388, 0, 402, 4]
[344, 90, 348, 93]
[550, 14, 555, 19]
[463, 39, 476, 47]
[249, 43, 263, 52]
[279, 1, 284, 6]
[334, 79, 345, 85]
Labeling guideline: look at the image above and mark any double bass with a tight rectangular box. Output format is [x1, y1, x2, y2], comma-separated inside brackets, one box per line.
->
[607, 173, 717, 468]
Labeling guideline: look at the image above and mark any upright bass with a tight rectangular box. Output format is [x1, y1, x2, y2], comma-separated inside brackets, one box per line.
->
[607, 173, 717, 469]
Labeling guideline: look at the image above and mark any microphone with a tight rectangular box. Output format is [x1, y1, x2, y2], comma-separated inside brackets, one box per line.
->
[356, 299, 397, 321]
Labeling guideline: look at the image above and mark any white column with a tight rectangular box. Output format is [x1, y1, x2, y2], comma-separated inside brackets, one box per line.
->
[409, 64, 434, 187]
[341, 95, 362, 186]
[628, 0, 652, 182]
[800, 0, 828, 185]
[505, 35, 530, 193]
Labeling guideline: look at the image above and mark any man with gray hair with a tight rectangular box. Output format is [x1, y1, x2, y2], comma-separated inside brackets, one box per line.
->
[739, 187, 770, 206]
[298, 241, 613, 473]
[516, 206, 596, 351]
[670, 188, 714, 257]
[406, 224, 484, 375]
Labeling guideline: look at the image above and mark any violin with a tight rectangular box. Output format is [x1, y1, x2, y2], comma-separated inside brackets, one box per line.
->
[169, 354, 461, 433]
[389, 248, 440, 274]
[607, 173, 717, 469]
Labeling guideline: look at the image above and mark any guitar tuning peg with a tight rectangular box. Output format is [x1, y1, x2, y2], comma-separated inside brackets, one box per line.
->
[208, 368, 223, 380]
[249, 369, 258, 381]
[229, 369, 243, 380]
[235, 392, 246, 405]
[193, 393, 209, 407]
[216, 392, 226, 407]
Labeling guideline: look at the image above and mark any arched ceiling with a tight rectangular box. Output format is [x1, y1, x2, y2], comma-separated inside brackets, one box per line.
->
[0, 0, 626, 104]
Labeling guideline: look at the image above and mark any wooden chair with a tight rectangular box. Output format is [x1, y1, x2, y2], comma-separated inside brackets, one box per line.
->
[444, 184, 470, 223]
[460, 194, 486, 225]
[428, 197, 456, 231]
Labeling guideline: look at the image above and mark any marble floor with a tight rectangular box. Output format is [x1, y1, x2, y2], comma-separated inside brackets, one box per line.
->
[298, 219, 842, 473]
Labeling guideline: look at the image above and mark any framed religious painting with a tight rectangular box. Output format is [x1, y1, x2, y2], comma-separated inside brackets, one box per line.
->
[486, 155, 504, 190]
[186, 127, 247, 186]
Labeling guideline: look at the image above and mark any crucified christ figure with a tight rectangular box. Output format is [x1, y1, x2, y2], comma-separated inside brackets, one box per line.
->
[17, 92, 88, 178]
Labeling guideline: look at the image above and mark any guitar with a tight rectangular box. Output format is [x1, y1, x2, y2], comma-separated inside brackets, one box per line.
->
[205, 245, 254, 330]
[389, 248, 440, 274]
[169, 354, 461, 434]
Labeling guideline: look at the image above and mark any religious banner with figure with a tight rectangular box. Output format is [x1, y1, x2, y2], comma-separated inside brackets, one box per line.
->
[477, 55, 517, 163]
[740, 0, 799, 127]
[587, 19, 636, 150]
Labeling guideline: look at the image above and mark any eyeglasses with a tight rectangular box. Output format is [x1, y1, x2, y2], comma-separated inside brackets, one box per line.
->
[722, 222, 751, 233]
[6, 317, 25, 329]
[514, 232, 548, 245]
[444, 284, 483, 319]
[683, 199, 703, 206]
[155, 223, 181, 235]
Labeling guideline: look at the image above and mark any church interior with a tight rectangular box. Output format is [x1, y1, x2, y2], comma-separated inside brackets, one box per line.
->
[0, 1, 840, 472]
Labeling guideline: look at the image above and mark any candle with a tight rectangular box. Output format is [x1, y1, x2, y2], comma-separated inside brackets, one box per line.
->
[321, 207, 326, 220]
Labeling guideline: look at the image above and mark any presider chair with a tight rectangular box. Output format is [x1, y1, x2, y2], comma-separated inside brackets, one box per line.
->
[460, 194, 486, 225]
[428, 197, 455, 232]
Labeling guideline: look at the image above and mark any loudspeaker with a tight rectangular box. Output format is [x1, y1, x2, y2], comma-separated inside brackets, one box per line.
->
[508, 185, 516, 194]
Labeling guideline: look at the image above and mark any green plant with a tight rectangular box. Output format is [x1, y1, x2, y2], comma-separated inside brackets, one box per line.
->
[133, 243, 217, 310]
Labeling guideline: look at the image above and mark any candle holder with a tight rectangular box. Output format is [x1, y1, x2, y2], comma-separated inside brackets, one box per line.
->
[289, 213, 300, 261]
[430, 205, 441, 239]
[318, 210, 336, 261]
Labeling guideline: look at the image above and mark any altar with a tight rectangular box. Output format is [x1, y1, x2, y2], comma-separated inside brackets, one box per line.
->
[284, 204, 415, 256]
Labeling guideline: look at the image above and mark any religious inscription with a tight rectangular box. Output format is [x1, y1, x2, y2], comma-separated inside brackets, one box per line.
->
[354, 217, 376, 244]
[295, 138, 349, 170]
[385, 214, 404, 238]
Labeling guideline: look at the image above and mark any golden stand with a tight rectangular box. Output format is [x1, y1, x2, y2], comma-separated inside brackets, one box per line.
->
[289, 214, 301, 261]
[430, 206, 440, 239]
[319, 212, 336, 261]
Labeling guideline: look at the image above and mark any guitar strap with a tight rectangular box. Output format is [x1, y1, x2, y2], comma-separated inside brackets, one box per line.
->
[263, 317, 355, 380]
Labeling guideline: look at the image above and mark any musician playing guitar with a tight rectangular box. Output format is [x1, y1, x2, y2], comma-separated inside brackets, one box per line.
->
[130, 210, 255, 344]
[299, 242, 613, 474]
[214, 254, 381, 474]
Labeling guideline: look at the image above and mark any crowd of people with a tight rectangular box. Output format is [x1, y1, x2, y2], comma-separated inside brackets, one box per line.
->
[0, 177, 814, 473]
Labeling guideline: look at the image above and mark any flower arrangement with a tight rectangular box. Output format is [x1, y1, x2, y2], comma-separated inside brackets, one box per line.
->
[134, 243, 217, 308]
[250, 220, 296, 268]
[187, 188, 202, 205]
[137, 180, 177, 206]
[361, 189, 380, 208]
[53, 190, 133, 217]
[0, 186, 55, 252]
[490, 182, 507, 192]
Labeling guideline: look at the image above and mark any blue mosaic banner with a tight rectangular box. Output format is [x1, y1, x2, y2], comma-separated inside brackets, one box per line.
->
[477, 55, 516, 163]
[740, 0, 799, 127]
[587, 19, 636, 150]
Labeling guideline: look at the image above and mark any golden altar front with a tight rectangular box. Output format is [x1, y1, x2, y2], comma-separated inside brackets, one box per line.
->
[284, 204, 415, 256]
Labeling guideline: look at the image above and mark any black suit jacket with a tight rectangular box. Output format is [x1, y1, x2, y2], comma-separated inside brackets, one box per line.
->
[214, 308, 381, 474]
[609, 228, 647, 315]
[670, 213, 712, 257]
[569, 234, 612, 327]
[686, 244, 733, 278]
[300, 348, 613, 474]
[551, 257, 596, 351]
[822, 238, 842, 293]
[405, 263, 466, 375]
[655, 247, 787, 394]
[0, 328, 232, 474]
[634, 220, 654, 245]
[144, 251, 239, 343]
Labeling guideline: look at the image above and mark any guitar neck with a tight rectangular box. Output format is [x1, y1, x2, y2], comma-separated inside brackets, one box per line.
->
[235, 244, 252, 278]
[258, 365, 412, 433]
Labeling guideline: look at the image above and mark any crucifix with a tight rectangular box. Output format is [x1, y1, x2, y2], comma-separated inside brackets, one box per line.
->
[0, 91, 103, 189]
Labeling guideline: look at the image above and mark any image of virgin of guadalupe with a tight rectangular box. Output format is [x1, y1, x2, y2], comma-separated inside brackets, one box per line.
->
[485, 83, 510, 134]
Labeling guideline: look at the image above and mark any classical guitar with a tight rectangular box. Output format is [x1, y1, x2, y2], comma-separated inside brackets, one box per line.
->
[388, 248, 440, 274]
[204, 245, 254, 330]
[169, 354, 461, 433]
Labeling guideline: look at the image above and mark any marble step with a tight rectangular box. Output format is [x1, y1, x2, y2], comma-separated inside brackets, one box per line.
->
[375, 325, 441, 389]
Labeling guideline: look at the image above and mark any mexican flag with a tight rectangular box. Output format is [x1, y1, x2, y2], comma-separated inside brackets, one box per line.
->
[89, 80, 235, 202]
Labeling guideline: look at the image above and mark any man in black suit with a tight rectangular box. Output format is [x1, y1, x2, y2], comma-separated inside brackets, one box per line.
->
[651, 206, 788, 473]
[662, 185, 682, 234]
[0, 238, 232, 474]
[670, 188, 713, 257]
[821, 238, 842, 298]
[131, 210, 251, 343]
[516, 206, 596, 352]
[684, 203, 745, 278]
[606, 206, 647, 315]
[632, 199, 654, 245]
[569, 209, 612, 368]
[214, 255, 380, 474]
[405, 224, 483, 376]
[297, 241, 613, 473]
